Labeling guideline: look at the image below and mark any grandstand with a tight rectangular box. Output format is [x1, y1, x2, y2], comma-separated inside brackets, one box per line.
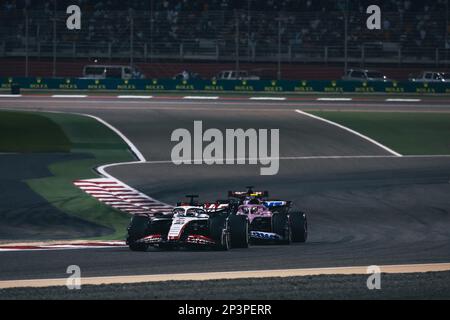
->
[0, 0, 449, 79]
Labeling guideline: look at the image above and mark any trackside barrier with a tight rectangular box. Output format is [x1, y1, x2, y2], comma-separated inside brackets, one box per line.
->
[1, 77, 449, 94]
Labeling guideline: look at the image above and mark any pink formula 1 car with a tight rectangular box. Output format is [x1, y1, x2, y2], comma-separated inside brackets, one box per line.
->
[228, 187, 308, 244]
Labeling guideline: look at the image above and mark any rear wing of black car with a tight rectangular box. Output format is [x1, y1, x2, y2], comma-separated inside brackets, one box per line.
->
[177, 195, 201, 206]
[228, 190, 269, 199]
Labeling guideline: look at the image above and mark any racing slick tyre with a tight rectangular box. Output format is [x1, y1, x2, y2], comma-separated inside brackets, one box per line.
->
[290, 212, 308, 243]
[209, 215, 230, 251]
[228, 214, 249, 248]
[127, 215, 151, 252]
[129, 242, 149, 252]
[157, 243, 175, 251]
[272, 213, 291, 245]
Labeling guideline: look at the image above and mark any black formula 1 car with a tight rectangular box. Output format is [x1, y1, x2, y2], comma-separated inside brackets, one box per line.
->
[126, 196, 249, 251]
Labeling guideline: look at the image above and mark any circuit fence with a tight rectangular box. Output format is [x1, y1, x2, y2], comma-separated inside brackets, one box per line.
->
[1, 9, 449, 77]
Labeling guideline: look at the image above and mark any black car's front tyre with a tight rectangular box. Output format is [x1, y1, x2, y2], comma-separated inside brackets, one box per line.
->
[127, 215, 151, 252]
[128, 242, 149, 252]
[228, 214, 249, 248]
[290, 212, 308, 243]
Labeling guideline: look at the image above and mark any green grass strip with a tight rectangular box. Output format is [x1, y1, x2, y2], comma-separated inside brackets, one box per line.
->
[0, 111, 71, 152]
[0, 110, 135, 240]
[309, 111, 450, 155]
[34, 112, 135, 239]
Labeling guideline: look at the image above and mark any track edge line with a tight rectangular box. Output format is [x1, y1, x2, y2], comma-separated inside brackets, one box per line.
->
[294, 109, 403, 157]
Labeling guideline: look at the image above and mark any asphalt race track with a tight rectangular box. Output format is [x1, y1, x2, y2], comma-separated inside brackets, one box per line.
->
[1, 96, 450, 283]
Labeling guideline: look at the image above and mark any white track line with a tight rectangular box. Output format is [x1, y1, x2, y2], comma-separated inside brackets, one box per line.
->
[81, 114, 145, 162]
[0, 108, 144, 163]
[0, 94, 22, 98]
[117, 95, 153, 99]
[317, 98, 353, 101]
[295, 109, 403, 157]
[79, 114, 173, 209]
[183, 96, 219, 100]
[0, 241, 126, 252]
[250, 97, 286, 101]
[74, 114, 173, 210]
[98, 154, 450, 167]
[0, 245, 127, 253]
[52, 95, 87, 98]
[386, 98, 422, 102]
[96, 161, 143, 180]
[10, 109, 171, 213]
[6, 99, 450, 112]
[122, 155, 400, 166]
[1, 262, 450, 288]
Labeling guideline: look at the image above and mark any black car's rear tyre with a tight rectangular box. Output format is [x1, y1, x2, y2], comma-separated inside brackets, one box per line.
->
[229, 214, 249, 248]
[220, 229, 231, 251]
[209, 215, 229, 250]
[290, 212, 308, 243]
[212, 228, 230, 251]
[272, 213, 291, 245]
[128, 242, 149, 252]
[127, 215, 151, 252]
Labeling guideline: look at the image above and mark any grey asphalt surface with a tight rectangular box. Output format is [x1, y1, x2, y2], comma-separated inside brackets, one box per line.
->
[0, 97, 450, 285]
